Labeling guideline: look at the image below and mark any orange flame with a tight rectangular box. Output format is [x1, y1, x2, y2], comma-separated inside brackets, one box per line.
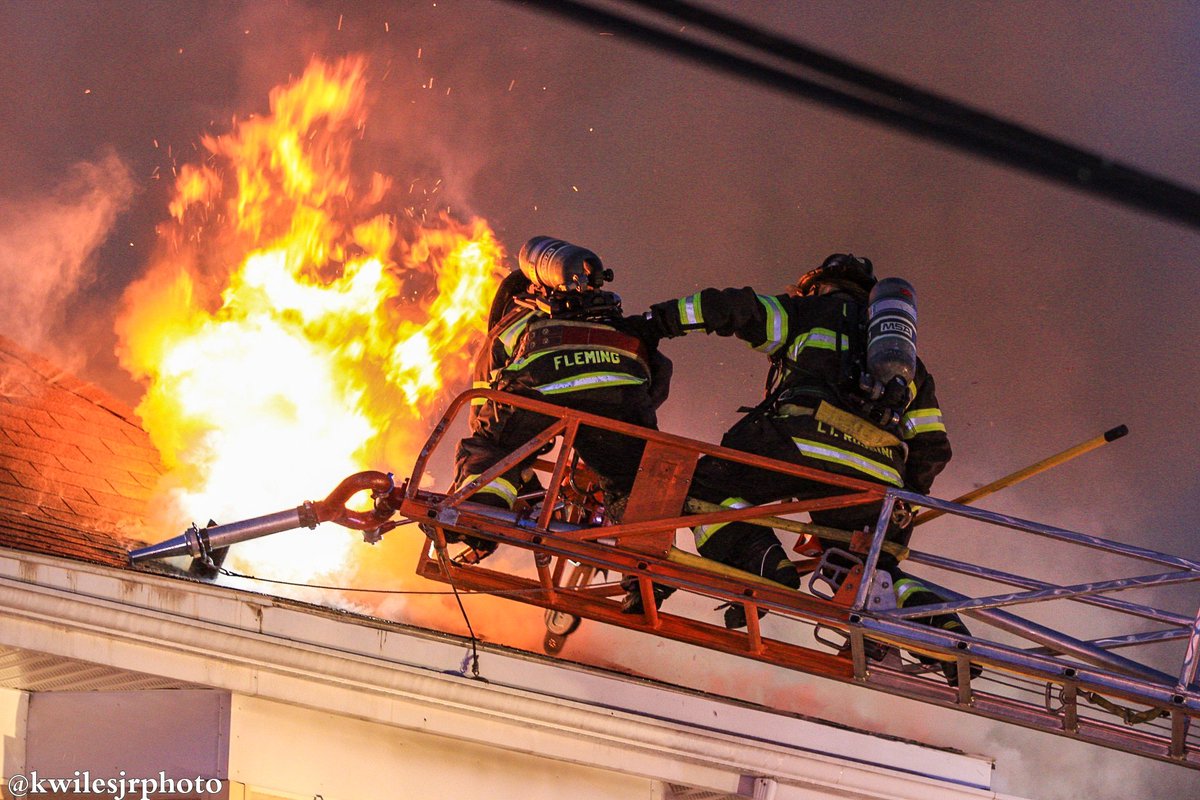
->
[117, 56, 501, 585]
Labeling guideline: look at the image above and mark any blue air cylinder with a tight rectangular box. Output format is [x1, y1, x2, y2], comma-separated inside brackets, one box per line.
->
[866, 277, 918, 385]
[518, 236, 608, 291]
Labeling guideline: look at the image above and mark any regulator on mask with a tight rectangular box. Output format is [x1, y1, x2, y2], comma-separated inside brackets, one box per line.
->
[850, 277, 918, 429]
[518, 236, 621, 318]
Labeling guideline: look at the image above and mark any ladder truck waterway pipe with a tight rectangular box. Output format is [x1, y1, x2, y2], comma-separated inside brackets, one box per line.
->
[129, 471, 398, 564]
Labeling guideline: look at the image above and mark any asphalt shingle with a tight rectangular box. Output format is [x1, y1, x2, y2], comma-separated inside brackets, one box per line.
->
[0, 336, 163, 568]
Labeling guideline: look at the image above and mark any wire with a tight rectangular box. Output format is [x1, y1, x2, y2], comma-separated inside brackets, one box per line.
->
[501, 0, 1200, 230]
[434, 546, 486, 679]
[216, 566, 620, 596]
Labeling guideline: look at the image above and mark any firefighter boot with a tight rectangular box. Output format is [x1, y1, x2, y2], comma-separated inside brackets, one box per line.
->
[444, 493, 503, 562]
[620, 575, 675, 615]
[723, 544, 802, 630]
[894, 574, 983, 687]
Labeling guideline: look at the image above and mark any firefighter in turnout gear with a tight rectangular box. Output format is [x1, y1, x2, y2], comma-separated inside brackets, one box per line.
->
[452, 237, 671, 560]
[635, 253, 979, 686]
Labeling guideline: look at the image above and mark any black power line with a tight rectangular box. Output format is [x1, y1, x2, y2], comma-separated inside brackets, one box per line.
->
[503, 0, 1200, 230]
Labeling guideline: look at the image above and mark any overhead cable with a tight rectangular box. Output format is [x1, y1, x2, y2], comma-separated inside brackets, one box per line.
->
[504, 0, 1200, 230]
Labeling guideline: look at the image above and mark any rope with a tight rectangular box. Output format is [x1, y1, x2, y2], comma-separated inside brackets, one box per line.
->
[1080, 690, 1169, 726]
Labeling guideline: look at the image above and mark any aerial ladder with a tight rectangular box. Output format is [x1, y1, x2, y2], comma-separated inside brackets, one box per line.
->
[131, 388, 1200, 770]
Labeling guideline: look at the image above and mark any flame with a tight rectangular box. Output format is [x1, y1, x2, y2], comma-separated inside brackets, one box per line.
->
[117, 56, 501, 584]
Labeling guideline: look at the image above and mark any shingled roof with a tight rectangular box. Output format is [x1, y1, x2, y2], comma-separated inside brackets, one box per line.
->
[0, 335, 160, 567]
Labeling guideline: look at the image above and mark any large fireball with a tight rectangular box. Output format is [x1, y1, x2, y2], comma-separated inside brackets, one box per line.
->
[117, 56, 501, 583]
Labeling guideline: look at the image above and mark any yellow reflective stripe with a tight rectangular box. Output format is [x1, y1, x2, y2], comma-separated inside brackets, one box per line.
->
[753, 294, 788, 355]
[901, 407, 946, 439]
[792, 437, 903, 486]
[677, 293, 704, 326]
[470, 380, 491, 406]
[894, 577, 926, 606]
[785, 326, 847, 361]
[533, 372, 647, 395]
[502, 349, 559, 372]
[459, 474, 519, 508]
[693, 497, 750, 549]
[496, 311, 535, 356]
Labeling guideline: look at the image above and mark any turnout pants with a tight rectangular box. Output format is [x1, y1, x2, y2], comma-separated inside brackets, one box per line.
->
[689, 410, 907, 582]
[454, 393, 656, 509]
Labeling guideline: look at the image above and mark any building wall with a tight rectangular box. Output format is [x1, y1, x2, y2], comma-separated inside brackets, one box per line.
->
[228, 694, 661, 800]
[4, 689, 659, 800]
[1, 688, 29, 781]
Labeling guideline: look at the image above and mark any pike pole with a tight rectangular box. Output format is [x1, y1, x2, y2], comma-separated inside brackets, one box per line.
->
[913, 424, 1128, 526]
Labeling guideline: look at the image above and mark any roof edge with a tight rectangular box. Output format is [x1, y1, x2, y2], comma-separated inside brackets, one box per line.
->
[0, 546, 996, 795]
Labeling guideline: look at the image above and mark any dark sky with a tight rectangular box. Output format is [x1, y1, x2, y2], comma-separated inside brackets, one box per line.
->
[2, 1, 1198, 796]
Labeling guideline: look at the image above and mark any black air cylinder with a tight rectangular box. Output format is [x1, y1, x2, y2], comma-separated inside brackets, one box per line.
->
[518, 236, 605, 291]
[866, 277, 918, 385]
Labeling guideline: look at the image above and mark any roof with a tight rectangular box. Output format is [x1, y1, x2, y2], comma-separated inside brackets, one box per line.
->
[0, 334, 161, 567]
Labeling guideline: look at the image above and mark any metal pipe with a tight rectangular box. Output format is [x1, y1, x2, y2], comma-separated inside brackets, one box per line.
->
[914, 425, 1127, 526]
[130, 471, 398, 565]
[1026, 627, 1191, 655]
[911, 576, 1176, 684]
[895, 488, 1200, 573]
[851, 494, 896, 612]
[1177, 607, 1200, 692]
[907, 549, 1193, 627]
[885, 570, 1200, 621]
[129, 507, 312, 564]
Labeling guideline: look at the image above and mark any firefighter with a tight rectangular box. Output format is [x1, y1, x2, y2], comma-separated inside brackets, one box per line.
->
[633, 253, 978, 686]
[451, 236, 671, 561]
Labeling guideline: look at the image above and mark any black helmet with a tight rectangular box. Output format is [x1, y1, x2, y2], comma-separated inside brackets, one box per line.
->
[487, 268, 533, 328]
[792, 253, 876, 296]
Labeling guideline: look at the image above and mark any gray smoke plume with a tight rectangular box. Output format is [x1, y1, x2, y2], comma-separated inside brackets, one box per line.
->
[0, 150, 135, 372]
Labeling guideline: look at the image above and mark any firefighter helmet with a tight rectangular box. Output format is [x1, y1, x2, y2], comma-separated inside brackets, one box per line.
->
[487, 269, 533, 329]
[792, 253, 876, 296]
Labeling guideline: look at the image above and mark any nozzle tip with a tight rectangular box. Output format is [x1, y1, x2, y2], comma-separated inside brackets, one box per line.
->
[1104, 424, 1129, 442]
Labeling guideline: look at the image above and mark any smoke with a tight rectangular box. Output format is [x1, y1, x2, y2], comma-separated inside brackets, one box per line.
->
[2, 2, 1198, 796]
[0, 150, 135, 369]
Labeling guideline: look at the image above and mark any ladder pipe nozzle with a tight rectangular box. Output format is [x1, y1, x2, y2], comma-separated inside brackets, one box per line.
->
[130, 471, 399, 564]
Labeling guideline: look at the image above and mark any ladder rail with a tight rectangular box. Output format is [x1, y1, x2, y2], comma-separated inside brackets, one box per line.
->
[892, 488, 1200, 573]
[883, 570, 1200, 621]
[907, 549, 1195, 627]
[402, 389, 1200, 767]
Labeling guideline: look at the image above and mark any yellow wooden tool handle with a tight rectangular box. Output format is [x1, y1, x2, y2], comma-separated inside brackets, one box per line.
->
[913, 424, 1128, 526]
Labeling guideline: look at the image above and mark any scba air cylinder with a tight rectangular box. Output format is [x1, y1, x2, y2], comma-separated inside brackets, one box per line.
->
[518, 236, 607, 292]
[866, 277, 918, 385]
